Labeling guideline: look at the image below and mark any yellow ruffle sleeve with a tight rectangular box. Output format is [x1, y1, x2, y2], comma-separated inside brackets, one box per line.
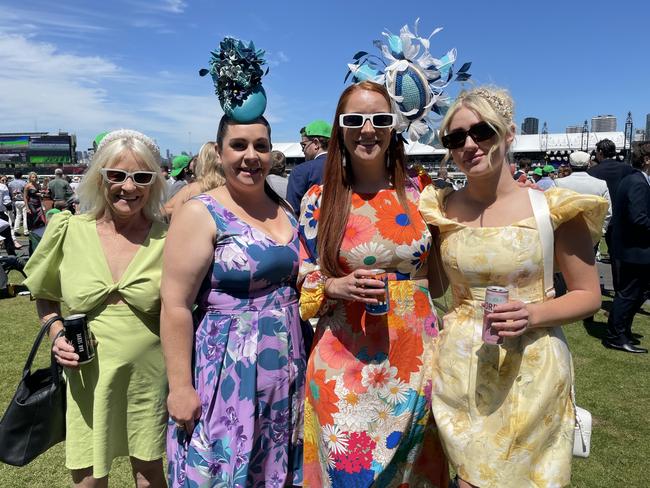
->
[23, 210, 72, 302]
[545, 187, 608, 245]
[418, 185, 460, 231]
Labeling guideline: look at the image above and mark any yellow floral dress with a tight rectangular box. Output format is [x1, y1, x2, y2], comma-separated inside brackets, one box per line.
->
[298, 184, 448, 488]
[418, 186, 607, 488]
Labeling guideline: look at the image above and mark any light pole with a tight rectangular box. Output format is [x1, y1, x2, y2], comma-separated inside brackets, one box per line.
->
[580, 120, 589, 152]
[623, 112, 633, 163]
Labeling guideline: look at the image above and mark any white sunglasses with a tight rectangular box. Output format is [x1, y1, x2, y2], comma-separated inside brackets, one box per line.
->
[339, 113, 396, 129]
[100, 168, 157, 186]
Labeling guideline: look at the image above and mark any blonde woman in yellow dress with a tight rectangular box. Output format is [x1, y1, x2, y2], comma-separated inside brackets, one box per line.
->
[418, 87, 607, 488]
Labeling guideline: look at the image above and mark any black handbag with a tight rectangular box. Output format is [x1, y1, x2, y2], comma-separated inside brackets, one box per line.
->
[0, 316, 66, 466]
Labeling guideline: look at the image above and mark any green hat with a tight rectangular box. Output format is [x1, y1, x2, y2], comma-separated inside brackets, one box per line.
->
[46, 208, 61, 221]
[533, 167, 543, 176]
[93, 132, 108, 149]
[170, 155, 191, 177]
[304, 120, 332, 138]
[542, 164, 556, 175]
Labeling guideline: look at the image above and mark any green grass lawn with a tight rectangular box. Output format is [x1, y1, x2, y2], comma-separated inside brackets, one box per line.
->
[0, 273, 648, 487]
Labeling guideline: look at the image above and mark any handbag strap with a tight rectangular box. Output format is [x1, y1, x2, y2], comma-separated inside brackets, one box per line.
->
[528, 189, 555, 299]
[23, 315, 64, 381]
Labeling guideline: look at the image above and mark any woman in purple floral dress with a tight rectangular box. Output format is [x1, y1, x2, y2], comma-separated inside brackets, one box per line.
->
[161, 114, 305, 487]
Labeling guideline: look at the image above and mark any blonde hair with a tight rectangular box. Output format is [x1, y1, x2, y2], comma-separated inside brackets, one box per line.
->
[439, 85, 515, 166]
[77, 135, 166, 222]
[195, 141, 224, 192]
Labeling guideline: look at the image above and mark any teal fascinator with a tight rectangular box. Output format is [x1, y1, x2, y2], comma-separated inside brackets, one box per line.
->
[346, 19, 471, 146]
[200, 37, 269, 123]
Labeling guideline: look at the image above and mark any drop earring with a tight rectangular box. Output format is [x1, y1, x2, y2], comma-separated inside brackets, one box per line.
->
[342, 153, 347, 167]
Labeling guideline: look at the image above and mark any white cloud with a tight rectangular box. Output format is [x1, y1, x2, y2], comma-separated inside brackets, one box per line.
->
[0, 5, 108, 39]
[0, 34, 221, 152]
[160, 0, 188, 13]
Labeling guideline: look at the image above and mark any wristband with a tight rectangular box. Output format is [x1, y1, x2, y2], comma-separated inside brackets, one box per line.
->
[54, 329, 66, 341]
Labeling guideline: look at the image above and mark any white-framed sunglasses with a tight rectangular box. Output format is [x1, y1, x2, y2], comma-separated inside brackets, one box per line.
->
[339, 113, 396, 129]
[100, 168, 157, 186]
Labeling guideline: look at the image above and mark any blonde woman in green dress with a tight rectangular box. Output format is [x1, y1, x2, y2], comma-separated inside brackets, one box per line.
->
[24, 130, 169, 488]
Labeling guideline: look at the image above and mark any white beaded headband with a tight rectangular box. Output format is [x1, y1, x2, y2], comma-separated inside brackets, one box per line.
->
[95, 129, 161, 161]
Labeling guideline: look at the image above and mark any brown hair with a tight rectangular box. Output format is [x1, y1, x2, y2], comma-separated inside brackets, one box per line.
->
[318, 81, 409, 277]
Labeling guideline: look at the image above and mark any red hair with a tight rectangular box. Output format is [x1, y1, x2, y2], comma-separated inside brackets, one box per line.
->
[318, 81, 409, 277]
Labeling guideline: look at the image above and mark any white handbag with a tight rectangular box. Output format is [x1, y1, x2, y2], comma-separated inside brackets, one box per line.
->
[528, 189, 592, 458]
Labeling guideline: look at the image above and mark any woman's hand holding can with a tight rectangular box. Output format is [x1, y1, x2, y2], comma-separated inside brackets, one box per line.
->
[325, 269, 386, 303]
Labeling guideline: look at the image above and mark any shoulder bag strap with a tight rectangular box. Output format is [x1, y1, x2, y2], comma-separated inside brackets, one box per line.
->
[527, 188, 555, 300]
[23, 315, 64, 381]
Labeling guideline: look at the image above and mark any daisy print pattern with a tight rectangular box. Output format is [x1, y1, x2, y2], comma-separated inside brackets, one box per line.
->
[297, 184, 449, 487]
[345, 241, 393, 270]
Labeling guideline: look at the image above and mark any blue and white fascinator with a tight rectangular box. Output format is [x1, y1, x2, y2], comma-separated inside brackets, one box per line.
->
[200, 37, 269, 123]
[346, 19, 471, 145]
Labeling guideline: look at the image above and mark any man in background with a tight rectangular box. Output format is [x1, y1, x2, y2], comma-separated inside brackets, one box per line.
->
[286, 120, 331, 214]
[8, 171, 27, 235]
[169, 155, 192, 198]
[602, 142, 650, 354]
[48, 168, 74, 211]
[556, 151, 612, 236]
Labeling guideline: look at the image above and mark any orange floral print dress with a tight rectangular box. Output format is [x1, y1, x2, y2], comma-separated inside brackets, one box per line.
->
[298, 184, 448, 488]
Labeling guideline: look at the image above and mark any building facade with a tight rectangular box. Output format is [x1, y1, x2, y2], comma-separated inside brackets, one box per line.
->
[591, 115, 617, 132]
[521, 117, 539, 135]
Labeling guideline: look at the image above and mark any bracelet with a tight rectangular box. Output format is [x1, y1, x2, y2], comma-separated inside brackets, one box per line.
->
[53, 329, 66, 341]
[324, 278, 334, 297]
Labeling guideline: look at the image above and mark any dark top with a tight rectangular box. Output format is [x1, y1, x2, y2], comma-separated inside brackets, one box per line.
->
[610, 170, 650, 264]
[286, 153, 327, 214]
[587, 159, 635, 224]
[48, 178, 73, 201]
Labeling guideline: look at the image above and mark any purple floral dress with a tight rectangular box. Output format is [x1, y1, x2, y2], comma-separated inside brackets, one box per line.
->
[167, 194, 305, 488]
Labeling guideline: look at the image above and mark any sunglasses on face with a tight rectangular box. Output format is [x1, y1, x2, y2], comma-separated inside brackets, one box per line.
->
[441, 121, 497, 149]
[339, 113, 396, 129]
[299, 139, 315, 150]
[100, 168, 157, 186]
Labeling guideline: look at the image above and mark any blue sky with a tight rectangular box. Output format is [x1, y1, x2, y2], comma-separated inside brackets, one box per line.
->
[0, 0, 646, 155]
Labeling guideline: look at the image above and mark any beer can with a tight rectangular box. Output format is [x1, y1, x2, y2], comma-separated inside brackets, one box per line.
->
[63, 313, 96, 364]
[365, 269, 390, 316]
[482, 286, 509, 345]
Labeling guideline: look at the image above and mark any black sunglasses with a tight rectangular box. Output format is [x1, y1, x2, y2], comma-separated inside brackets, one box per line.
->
[441, 121, 497, 149]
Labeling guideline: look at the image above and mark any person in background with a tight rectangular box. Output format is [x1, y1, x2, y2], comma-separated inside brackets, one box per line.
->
[588, 138, 635, 291]
[168, 155, 192, 198]
[266, 150, 289, 199]
[24, 129, 169, 487]
[556, 151, 612, 237]
[513, 158, 531, 183]
[9, 171, 28, 236]
[286, 119, 331, 214]
[48, 168, 75, 211]
[602, 142, 650, 354]
[419, 86, 606, 488]
[0, 177, 18, 254]
[161, 165, 171, 184]
[163, 142, 221, 218]
[535, 164, 556, 191]
[433, 165, 456, 189]
[23, 171, 47, 253]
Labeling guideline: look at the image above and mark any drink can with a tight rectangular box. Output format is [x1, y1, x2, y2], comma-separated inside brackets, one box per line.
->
[365, 269, 390, 316]
[482, 286, 509, 345]
[63, 314, 96, 364]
